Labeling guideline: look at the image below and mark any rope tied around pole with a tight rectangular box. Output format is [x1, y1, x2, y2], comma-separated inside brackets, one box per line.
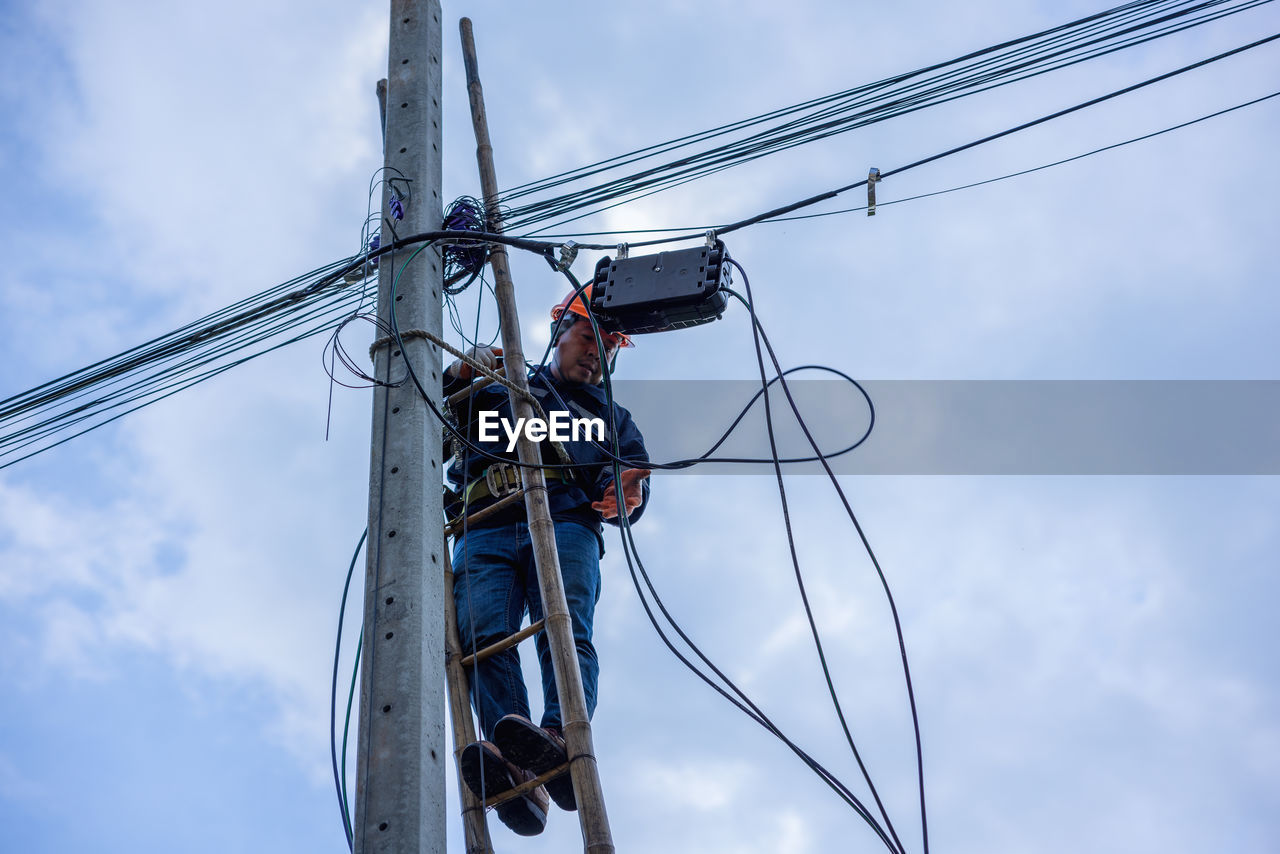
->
[370, 327, 534, 404]
[370, 327, 576, 469]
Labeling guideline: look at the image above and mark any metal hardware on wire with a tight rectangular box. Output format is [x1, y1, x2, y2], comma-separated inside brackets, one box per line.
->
[867, 167, 881, 216]
[554, 240, 579, 272]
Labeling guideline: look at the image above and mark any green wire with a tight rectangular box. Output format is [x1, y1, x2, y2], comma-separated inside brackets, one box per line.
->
[341, 634, 362, 825]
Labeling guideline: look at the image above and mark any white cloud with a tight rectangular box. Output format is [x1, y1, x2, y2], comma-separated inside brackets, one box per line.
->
[2, 2, 1278, 852]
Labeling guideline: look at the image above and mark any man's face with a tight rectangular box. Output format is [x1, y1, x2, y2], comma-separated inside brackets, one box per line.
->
[550, 317, 621, 385]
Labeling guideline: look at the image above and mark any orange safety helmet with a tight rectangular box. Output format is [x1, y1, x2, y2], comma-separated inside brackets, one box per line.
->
[549, 286, 634, 348]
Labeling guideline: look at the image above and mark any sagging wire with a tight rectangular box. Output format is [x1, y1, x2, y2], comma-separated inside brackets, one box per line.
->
[7, 24, 1277, 473]
[331, 527, 366, 851]
[554, 273, 904, 852]
[363, 236, 911, 849]
[499, 0, 1274, 232]
[725, 264, 930, 854]
[429, 256, 898, 847]
[13, 19, 1266, 468]
[445, 274, 502, 351]
[514, 28, 1280, 244]
[530, 266, 875, 471]
[520, 88, 1280, 239]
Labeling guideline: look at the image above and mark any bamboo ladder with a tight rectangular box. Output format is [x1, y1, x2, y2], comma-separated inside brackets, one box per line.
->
[440, 18, 616, 854]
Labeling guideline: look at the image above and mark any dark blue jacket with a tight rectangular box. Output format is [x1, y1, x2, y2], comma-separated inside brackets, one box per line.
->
[444, 366, 650, 547]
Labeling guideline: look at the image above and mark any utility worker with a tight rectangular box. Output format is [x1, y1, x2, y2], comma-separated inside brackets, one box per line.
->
[444, 287, 651, 836]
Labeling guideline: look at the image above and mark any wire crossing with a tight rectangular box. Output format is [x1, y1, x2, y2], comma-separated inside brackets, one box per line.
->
[497, 0, 1272, 232]
[2, 7, 1276, 471]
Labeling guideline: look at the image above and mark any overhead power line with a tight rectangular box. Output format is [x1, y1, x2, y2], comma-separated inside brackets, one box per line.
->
[497, 0, 1273, 232]
[2, 14, 1276, 469]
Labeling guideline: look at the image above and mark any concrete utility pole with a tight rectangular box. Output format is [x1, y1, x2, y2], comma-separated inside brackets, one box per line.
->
[355, 2, 445, 853]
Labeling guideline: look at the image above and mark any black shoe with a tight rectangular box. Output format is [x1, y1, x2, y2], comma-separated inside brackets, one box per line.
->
[458, 740, 549, 836]
[494, 714, 577, 811]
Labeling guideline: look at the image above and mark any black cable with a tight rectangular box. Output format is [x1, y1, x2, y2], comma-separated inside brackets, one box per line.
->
[331, 528, 367, 851]
[520, 88, 1280, 238]
[725, 272, 930, 854]
[595, 359, 900, 850]
[499, 0, 1272, 231]
[404, 249, 900, 846]
[400, 259, 875, 478]
[7, 24, 1276, 472]
[514, 28, 1280, 246]
[529, 267, 877, 472]
[547, 268, 906, 851]
[11, 30, 1272, 467]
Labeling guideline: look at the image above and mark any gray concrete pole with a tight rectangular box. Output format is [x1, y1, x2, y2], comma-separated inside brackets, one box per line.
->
[354, 2, 445, 853]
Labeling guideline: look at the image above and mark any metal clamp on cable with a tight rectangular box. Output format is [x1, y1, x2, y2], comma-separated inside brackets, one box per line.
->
[615, 242, 629, 260]
[704, 229, 717, 248]
[867, 167, 881, 217]
[554, 240, 579, 272]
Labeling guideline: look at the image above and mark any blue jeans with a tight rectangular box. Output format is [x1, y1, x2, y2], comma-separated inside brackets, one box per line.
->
[452, 520, 601, 741]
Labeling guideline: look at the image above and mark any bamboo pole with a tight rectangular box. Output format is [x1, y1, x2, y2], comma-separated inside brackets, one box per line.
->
[485, 760, 571, 808]
[443, 549, 495, 854]
[460, 619, 546, 668]
[444, 489, 525, 538]
[459, 17, 615, 854]
[446, 367, 507, 409]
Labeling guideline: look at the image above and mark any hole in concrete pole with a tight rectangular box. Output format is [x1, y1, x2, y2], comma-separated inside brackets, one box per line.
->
[392, 406, 400, 414]
[385, 596, 394, 605]
[382, 704, 391, 713]
[390, 466, 399, 474]
[388, 530, 396, 538]
[385, 631, 394, 640]
[378, 822, 388, 832]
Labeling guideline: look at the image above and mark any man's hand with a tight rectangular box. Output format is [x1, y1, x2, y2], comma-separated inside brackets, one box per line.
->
[591, 468, 651, 520]
[446, 346, 503, 380]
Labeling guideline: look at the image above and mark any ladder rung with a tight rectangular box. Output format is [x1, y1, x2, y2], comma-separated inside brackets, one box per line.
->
[446, 367, 507, 409]
[445, 489, 526, 538]
[483, 760, 570, 809]
[460, 619, 545, 668]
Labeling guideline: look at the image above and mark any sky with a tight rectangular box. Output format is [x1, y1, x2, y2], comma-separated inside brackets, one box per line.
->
[1, 1, 1278, 852]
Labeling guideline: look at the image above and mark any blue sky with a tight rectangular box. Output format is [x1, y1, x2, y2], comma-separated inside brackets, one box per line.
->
[1, 1, 1278, 852]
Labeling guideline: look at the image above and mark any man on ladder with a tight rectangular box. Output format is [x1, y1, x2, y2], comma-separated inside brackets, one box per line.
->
[444, 288, 652, 837]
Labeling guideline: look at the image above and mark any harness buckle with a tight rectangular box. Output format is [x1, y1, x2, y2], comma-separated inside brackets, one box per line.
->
[484, 462, 522, 498]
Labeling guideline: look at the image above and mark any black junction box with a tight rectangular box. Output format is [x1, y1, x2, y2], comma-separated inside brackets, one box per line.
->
[589, 241, 730, 335]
